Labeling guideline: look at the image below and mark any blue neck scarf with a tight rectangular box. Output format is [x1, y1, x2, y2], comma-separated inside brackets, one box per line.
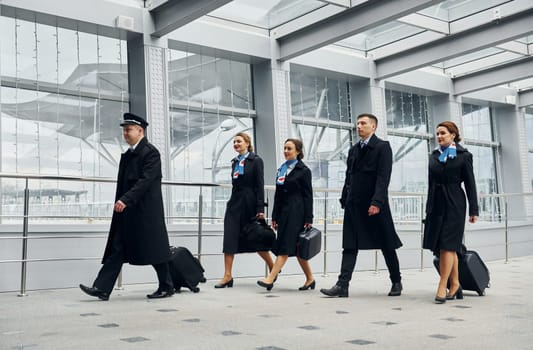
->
[232, 152, 249, 179]
[438, 143, 457, 163]
[276, 159, 298, 185]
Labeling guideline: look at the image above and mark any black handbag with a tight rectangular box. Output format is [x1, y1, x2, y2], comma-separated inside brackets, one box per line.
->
[240, 217, 276, 252]
[297, 227, 322, 260]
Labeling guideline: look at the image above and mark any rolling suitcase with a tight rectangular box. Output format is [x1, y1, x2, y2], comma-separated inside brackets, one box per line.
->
[433, 248, 490, 296]
[297, 227, 322, 260]
[168, 246, 206, 293]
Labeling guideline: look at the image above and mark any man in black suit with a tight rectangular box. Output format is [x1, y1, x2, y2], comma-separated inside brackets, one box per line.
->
[321, 113, 403, 298]
[80, 113, 173, 300]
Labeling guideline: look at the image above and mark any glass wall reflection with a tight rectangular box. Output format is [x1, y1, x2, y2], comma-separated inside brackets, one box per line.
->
[167, 49, 255, 221]
[0, 16, 128, 223]
[462, 103, 499, 221]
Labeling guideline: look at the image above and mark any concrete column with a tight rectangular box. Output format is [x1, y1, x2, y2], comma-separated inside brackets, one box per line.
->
[127, 34, 170, 179]
[368, 62, 387, 139]
[252, 41, 292, 186]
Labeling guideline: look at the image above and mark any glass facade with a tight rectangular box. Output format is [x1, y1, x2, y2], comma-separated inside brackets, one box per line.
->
[167, 49, 255, 220]
[461, 103, 499, 220]
[385, 88, 430, 193]
[290, 71, 351, 123]
[0, 16, 128, 222]
[385, 89, 430, 132]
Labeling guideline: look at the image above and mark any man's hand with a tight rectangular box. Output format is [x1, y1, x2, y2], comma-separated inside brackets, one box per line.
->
[114, 200, 127, 213]
[368, 205, 380, 216]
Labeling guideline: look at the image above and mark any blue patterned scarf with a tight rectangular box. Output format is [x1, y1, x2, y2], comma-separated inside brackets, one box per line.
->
[438, 143, 457, 163]
[232, 152, 249, 179]
[276, 159, 298, 185]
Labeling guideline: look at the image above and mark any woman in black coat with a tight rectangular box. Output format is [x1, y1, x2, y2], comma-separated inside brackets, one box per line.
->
[423, 121, 479, 303]
[257, 138, 315, 291]
[215, 132, 274, 288]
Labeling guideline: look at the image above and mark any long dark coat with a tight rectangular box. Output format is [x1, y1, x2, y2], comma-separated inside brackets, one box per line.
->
[271, 161, 313, 256]
[103, 137, 170, 265]
[223, 152, 265, 254]
[340, 134, 402, 250]
[423, 144, 479, 252]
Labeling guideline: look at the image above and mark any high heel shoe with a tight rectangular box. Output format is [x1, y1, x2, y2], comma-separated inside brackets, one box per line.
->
[446, 286, 463, 300]
[298, 280, 316, 291]
[434, 295, 447, 304]
[214, 278, 234, 289]
[257, 280, 274, 291]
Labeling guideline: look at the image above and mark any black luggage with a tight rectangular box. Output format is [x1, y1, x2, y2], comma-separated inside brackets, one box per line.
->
[240, 217, 276, 252]
[433, 248, 490, 296]
[297, 227, 322, 260]
[168, 246, 206, 293]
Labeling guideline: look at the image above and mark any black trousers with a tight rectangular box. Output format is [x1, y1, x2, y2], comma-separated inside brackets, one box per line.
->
[337, 248, 401, 287]
[93, 231, 173, 294]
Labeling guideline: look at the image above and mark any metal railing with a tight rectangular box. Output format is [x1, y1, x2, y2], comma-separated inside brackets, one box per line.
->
[1, 172, 532, 295]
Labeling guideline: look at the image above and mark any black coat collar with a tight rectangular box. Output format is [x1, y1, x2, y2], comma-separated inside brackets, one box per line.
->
[127, 137, 147, 155]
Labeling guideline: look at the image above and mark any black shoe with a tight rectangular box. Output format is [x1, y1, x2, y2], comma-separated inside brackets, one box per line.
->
[320, 284, 348, 297]
[298, 280, 316, 291]
[79, 284, 110, 301]
[434, 295, 446, 304]
[388, 282, 403, 296]
[257, 280, 274, 291]
[446, 286, 463, 300]
[146, 288, 174, 299]
[214, 278, 234, 289]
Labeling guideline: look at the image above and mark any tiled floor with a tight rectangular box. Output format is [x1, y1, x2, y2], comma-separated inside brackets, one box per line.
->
[1, 256, 532, 350]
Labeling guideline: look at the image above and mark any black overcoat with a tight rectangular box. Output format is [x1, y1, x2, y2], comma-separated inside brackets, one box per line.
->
[340, 134, 402, 250]
[223, 152, 265, 254]
[423, 144, 479, 252]
[103, 137, 170, 265]
[271, 161, 313, 256]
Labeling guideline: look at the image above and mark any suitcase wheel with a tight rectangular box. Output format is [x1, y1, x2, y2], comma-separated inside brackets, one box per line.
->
[200, 277, 207, 283]
[477, 290, 485, 296]
[191, 286, 200, 293]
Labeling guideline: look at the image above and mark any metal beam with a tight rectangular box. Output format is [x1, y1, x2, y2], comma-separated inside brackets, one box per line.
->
[518, 89, 533, 108]
[397, 13, 449, 35]
[276, 0, 441, 61]
[376, 9, 533, 79]
[453, 57, 533, 95]
[150, 0, 232, 38]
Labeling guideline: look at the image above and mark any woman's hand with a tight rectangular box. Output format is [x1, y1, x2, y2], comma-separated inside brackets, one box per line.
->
[304, 223, 312, 229]
[469, 215, 478, 223]
[271, 220, 278, 230]
[256, 212, 265, 220]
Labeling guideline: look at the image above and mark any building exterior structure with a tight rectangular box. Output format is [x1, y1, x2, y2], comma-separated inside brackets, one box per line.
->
[1, 0, 532, 292]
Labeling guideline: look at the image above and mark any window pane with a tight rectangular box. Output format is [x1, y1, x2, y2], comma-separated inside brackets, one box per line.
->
[1, 86, 124, 177]
[385, 89, 429, 131]
[290, 71, 351, 123]
[168, 50, 252, 110]
[462, 104, 493, 141]
[388, 135, 429, 193]
[292, 124, 351, 188]
[169, 111, 253, 183]
[466, 144, 497, 194]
